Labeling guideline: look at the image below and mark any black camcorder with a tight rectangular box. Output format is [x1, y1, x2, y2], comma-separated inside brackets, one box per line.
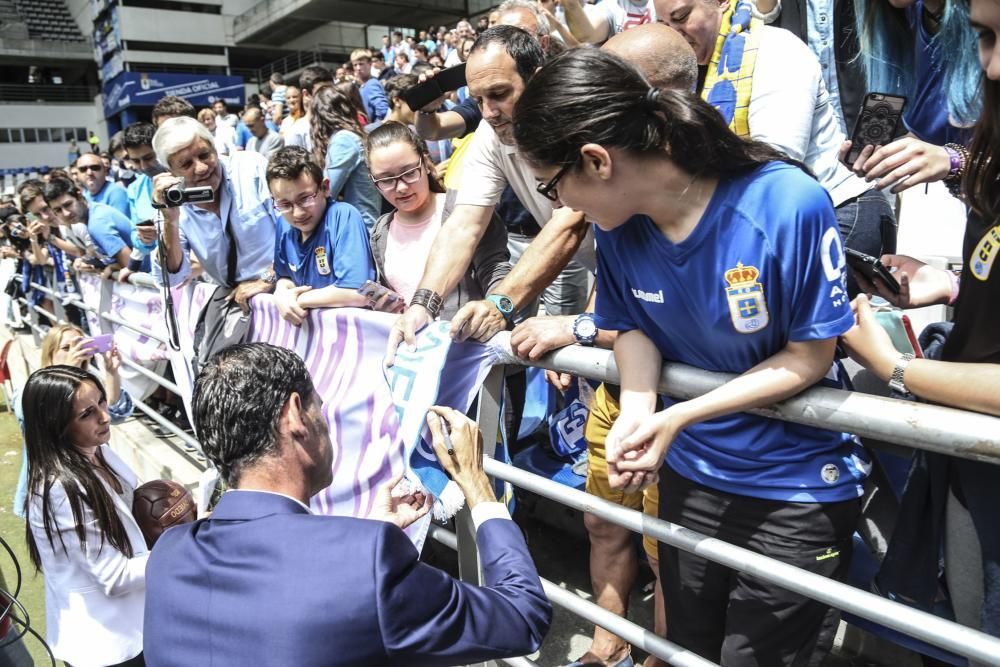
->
[155, 183, 215, 209]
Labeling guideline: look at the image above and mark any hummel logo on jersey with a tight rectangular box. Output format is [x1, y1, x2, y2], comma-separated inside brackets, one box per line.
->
[631, 288, 664, 304]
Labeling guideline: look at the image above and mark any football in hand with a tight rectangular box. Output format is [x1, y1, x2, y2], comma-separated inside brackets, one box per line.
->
[132, 479, 197, 548]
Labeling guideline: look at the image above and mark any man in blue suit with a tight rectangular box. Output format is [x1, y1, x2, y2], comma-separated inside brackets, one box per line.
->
[143, 343, 551, 666]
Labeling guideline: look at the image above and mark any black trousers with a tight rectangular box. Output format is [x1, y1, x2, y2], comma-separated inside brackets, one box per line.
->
[658, 466, 860, 666]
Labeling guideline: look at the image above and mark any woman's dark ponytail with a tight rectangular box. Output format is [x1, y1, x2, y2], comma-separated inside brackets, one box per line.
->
[513, 47, 802, 177]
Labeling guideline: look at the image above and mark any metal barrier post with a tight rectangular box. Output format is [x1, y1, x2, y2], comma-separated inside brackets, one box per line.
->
[24, 298, 41, 347]
[96, 276, 115, 336]
[456, 364, 504, 583]
[454, 364, 505, 667]
[50, 277, 67, 323]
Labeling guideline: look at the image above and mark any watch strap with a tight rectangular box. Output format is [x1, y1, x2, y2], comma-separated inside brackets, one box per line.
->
[888, 352, 915, 393]
[486, 294, 515, 322]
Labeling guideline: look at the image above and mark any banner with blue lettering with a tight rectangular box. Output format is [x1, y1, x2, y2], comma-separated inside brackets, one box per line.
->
[103, 71, 245, 118]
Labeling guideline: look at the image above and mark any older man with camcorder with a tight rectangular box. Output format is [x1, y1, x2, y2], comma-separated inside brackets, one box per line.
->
[150, 116, 281, 310]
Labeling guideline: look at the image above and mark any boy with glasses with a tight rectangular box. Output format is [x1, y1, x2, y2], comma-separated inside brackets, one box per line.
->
[266, 146, 377, 325]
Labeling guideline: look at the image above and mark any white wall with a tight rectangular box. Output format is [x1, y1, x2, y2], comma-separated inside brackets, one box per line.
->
[124, 49, 229, 68]
[280, 22, 369, 53]
[119, 7, 227, 45]
[0, 102, 105, 170]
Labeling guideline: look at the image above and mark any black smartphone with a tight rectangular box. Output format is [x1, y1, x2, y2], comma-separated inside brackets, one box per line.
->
[400, 64, 467, 112]
[845, 248, 901, 294]
[843, 93, 907, 165]
[135, 219, 155, 227]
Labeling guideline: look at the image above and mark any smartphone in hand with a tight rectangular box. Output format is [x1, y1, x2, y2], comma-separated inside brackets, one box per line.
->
[843, 93, 907, 165]
[357, 280, 403, 307]
[81, 334, 114, 355]
[845, 248, 901, 294]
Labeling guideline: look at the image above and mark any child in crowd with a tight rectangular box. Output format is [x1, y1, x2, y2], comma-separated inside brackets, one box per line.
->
[266, 146, 378, 325]
[365, 122, 509, 319]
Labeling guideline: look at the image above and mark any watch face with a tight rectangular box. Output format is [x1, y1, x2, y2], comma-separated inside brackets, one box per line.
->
[499, 296, 514, 312]
[577, 319, 597, 337]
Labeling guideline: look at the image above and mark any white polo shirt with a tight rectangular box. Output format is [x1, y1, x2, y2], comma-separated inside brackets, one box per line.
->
[454, 120, 596, 272]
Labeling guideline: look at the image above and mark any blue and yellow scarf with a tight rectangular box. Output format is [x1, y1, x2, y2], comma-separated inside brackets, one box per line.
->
[701, 0, 763, 138]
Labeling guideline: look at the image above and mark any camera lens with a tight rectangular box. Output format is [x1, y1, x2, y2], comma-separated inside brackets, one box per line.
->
[164, 186, 183, 205]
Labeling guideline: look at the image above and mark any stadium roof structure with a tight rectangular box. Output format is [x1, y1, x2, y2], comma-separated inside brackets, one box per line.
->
[233, 0, 495, 45]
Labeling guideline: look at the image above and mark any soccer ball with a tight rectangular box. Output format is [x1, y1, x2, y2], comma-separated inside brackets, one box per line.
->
[132, 479, 197, 548]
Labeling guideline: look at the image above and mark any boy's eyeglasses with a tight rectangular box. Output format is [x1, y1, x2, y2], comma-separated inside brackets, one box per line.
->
[273, 191, 320, 214]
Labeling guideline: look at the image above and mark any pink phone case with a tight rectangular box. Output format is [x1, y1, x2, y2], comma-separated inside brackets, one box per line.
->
[83, 334, 114, 354]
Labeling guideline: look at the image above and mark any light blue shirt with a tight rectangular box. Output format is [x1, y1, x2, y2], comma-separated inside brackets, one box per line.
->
[324, 130, 382, 230]
[806, 0, 846, 135]
[85, 180, 131, 220]
[87, 201, 134, 261]
[127, 173, 157, 225]
[152, 152, 279, 287]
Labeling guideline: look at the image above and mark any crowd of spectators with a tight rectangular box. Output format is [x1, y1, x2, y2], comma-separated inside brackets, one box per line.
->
[4, 0, 1000, 665]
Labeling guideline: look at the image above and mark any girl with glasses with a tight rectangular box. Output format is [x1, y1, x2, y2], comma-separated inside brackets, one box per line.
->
[365, 122, 510, 318]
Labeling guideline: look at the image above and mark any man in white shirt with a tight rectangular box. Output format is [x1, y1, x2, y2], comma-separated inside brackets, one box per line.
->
[388, 25, 592, 361]
[211, 99, 239, 128]
[653, 0, 896, 295]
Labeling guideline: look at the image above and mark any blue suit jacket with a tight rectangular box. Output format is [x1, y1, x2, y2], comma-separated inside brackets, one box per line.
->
[143, 491, 551, 666]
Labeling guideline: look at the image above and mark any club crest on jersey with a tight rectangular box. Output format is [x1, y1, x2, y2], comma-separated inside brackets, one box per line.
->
[314, 247, 331, 276]
[725, 262, 769, 334]
[970, 224, 1000, 282]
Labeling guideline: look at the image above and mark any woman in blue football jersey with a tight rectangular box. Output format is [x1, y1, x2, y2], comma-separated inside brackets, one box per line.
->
[513, 48, 865, 665]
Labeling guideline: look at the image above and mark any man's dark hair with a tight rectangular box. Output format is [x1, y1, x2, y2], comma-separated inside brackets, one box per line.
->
[152, 95, 196, 124]
[192, 343, 316, 486]
[299, 65, 333, 95]
[266, 145, 323, 187]
[414, 44, 429, 58]
[393, 30, 403, 38]
[42, 176, 79, 204]
[108, 131, 124, 157]
[123, 122, 156, 150]
[269, 72, 285, 85]
[410, 62, 434, 78]
[470, 24, 545, 84]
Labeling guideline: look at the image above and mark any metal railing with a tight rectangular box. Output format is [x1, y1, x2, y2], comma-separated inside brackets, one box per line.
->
[26, 277, 205, 470]
[0, 83, 97, 103]
[15, 275, 1000, 666]
[0, 36, 92, 59]
[249, 42, 358, 85]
